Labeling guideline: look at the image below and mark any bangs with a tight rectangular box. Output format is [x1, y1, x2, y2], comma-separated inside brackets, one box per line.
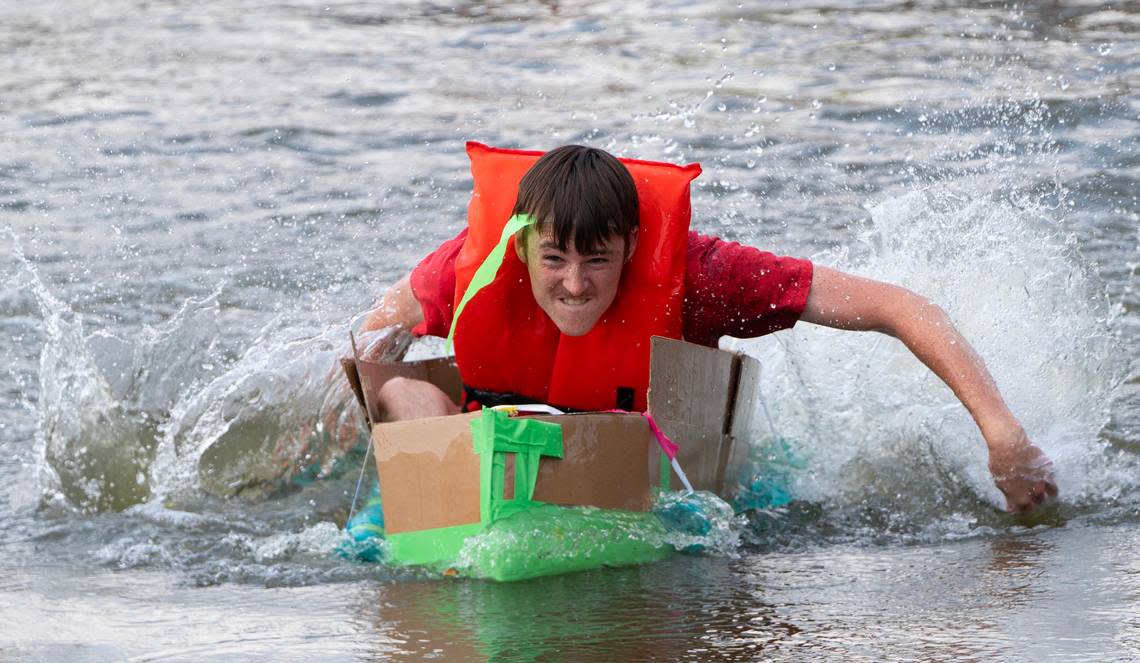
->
[514, 146, 638, 254]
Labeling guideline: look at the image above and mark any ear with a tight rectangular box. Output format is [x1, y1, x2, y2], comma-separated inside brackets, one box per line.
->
[515, 227, 528, 264]
[625, 226, 639, 262]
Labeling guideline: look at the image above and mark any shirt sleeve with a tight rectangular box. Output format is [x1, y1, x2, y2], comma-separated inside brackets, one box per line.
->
[408, 228, 467, 337]
[682, 231, 813, 347]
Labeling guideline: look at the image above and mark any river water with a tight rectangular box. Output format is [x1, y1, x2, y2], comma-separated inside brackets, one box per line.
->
[1, 1, 1137, 660]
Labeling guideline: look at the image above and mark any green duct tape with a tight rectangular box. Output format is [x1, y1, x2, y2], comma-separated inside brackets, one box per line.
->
[387, 506, 672, 581]
[446, 213, 535, 350]
[387, 523, 484, 568]
[472, 408, 563, 524]
[658, 450, 671, 492]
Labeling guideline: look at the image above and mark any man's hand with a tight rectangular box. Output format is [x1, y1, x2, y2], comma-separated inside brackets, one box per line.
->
[986, 426, 1058, 513]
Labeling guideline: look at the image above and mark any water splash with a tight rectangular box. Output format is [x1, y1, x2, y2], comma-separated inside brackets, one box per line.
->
[11, 231, 366, 513]
[13, 236, 153, 513]
[151, 321, 366, 504]
[728, 187, 1129, 540]
[654, 490, 743, 555]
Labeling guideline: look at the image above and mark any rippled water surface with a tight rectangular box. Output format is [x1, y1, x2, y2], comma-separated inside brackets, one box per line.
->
[2, 1, 1138, 660]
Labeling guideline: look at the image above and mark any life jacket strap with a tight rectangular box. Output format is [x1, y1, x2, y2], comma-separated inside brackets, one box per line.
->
[446, 213, 535, 350]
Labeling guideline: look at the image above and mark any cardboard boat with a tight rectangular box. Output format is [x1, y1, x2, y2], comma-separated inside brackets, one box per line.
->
[340, 336, 763, 581]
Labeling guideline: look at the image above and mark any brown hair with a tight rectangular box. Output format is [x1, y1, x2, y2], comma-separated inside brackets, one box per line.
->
[512, 145, 639, 255]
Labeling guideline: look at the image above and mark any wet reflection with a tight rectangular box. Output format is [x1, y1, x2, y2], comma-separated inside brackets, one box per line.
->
[354, 558, 800, 661]
[980, 535, 1053, 608]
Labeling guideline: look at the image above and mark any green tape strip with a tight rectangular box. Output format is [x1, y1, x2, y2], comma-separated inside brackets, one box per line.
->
[659, 450, 671, 492]
[470, 408, 563, 525]
[387, 523, 484, 568]
[446, 213, 536, 350]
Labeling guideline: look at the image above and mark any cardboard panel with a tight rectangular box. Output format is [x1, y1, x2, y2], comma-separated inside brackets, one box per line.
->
[354, 357, 462, 423]
[529, 413, 655, 512]
[647, 336, 738, 492]
[373, 412, 482, 534]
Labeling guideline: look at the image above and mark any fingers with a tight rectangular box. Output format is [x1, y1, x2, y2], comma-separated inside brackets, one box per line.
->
[1004, 480, 1058, 513]
[1006, 497, 1033, 513]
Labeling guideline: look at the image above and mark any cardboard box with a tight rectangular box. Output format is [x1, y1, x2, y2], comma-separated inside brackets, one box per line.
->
[342, 336, 761, 536]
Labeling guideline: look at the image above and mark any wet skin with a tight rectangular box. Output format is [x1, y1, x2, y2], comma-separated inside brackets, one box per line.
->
[516, 225, 637, 337]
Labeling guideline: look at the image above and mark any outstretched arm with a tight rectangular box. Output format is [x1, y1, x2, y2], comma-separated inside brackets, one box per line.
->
[361, 273, 423, 332]
[800, 265, 1057, 513]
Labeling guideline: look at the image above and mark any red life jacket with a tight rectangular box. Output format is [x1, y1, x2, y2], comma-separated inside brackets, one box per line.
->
[452, 141, 700, 412]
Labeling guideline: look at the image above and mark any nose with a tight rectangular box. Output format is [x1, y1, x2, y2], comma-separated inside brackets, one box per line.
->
[562, 264, 589, 296]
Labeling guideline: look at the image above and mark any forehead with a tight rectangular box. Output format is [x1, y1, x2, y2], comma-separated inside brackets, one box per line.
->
[531, 226, 622, 255]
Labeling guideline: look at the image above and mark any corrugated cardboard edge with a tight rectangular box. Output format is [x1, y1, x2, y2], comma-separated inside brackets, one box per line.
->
[725, 353, 761, 495]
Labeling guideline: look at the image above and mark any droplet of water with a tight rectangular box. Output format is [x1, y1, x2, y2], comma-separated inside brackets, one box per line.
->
[1097, 43, 1113, 56]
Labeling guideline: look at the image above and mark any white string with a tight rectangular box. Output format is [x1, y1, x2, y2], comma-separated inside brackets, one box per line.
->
[671, 458, 695, 495]
[345, 329, 374, 524]
[757, 390, 780, 440]
[346, 437, 372, 524]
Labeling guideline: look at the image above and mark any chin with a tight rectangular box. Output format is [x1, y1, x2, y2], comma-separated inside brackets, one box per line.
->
[552, 313, 602, 337]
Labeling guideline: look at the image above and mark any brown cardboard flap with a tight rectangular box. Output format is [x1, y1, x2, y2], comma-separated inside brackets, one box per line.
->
[340, 358, 367, 416]
[373, 412, 482, 534]
[657, 422, 731, 492]
[339, 328, 434, 421]
[647, 336, 739, 493]
[354, 357, 462, 423]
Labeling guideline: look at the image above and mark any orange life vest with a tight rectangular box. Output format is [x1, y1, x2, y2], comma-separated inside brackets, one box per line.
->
[452, 141, 700, 412]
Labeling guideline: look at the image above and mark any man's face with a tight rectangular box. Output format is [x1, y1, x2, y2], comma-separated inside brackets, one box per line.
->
[519, 226, 636, 336]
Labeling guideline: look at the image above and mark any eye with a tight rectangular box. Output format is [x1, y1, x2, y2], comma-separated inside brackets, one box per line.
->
[542, 254, 565, 265]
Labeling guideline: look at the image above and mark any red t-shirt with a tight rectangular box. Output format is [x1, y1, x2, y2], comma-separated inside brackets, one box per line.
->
[409, 230, 813, 347]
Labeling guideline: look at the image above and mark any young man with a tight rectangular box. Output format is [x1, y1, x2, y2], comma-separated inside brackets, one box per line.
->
[359, 145, 1056, 514]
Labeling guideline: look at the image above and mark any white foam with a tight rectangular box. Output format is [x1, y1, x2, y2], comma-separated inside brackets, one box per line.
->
[727, 187, 1128, 516]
